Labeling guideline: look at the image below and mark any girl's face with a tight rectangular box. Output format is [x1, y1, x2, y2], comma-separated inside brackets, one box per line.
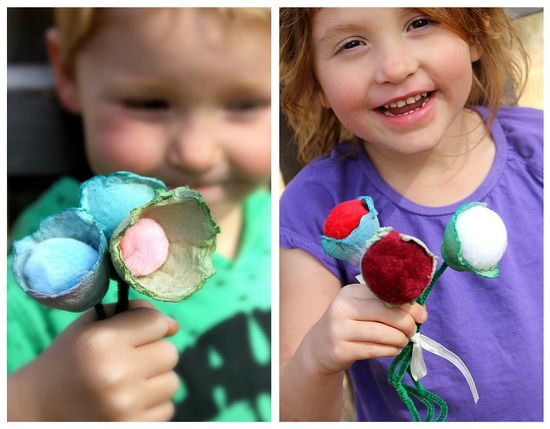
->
[312, 8, 481, 155]
[73, 10, 271, 223]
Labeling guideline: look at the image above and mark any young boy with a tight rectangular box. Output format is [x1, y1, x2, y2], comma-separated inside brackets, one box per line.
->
[7, 8, 271, 421]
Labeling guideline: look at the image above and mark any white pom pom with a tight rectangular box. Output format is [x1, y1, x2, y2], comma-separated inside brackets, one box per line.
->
[455, 205, 507, 270]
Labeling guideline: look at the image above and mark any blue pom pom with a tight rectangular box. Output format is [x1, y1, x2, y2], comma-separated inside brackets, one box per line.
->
[23, 237, 99, 295]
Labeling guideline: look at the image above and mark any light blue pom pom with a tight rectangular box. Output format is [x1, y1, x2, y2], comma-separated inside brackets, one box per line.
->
[12, 208, 110, 311]
[23, 237, 99, 294]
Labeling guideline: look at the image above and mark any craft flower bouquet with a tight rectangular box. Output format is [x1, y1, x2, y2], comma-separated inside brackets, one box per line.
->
[321, 197, 507, 421]
[12, 172, 220, 318]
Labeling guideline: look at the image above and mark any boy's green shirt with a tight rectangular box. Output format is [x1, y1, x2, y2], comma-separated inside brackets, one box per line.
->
[7, 177, 271, 422]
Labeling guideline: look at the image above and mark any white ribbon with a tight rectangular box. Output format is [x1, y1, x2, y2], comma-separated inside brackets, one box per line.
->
[410, 333, 479, 404]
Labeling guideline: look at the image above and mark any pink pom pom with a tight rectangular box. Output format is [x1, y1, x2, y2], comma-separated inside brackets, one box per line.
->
[120, 218, 169, 277]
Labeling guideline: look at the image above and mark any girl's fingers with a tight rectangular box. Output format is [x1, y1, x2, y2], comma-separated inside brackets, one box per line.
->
[135, 340, 179, 379]
[342, 320, 410, 348]
[400, 302, 428, 324]
[344, 298, 419, 338]
[345, 340, 403, 362]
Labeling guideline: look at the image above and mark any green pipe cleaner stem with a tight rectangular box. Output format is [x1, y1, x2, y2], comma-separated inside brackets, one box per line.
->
[417, 262, 448, 306]
[387, 261, 449, 421]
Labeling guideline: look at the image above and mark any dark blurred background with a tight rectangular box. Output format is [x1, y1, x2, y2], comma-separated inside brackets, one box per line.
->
[7, 8, 92, 231]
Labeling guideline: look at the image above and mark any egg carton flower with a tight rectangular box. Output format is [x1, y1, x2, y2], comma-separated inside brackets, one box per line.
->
[321, 196, 380, 264]
[441, 202, 507, 278]
[11, 172, 219, 312]
[359, 227, 438, 306]
[110, 186, 218, 302]
[12, 209, 110, 312]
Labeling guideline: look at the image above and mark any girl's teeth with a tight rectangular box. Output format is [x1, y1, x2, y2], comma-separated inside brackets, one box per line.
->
[384, 92, 428, 109]
[382, 91, 431, 115]
[383, 106, 423, 117]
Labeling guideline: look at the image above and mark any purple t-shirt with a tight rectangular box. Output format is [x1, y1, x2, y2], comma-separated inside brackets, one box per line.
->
[280, 106, 543, 421]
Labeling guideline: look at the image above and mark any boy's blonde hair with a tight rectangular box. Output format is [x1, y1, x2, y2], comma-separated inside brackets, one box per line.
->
[280, 8, 530, 164]
[55, 7, 270, 68]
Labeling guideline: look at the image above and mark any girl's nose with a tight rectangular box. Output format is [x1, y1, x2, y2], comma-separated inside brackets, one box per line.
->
[374, 44, 419, 85]
[167, 114, 222, 174]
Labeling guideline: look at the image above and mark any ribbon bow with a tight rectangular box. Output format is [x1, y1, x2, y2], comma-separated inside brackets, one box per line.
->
[410, 332, 479, 404]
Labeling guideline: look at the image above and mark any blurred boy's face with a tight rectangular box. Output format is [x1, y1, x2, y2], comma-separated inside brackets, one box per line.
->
[72, 9, 270, 221]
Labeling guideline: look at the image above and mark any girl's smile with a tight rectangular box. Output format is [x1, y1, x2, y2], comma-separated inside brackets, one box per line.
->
[377, 91, 431, 116]
[374, 90, 437, 130]
[312, 8, 481, 156]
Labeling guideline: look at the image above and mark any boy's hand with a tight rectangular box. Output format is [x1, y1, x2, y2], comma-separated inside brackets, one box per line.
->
[8, 300, 180, 421]
[301, 284, 427, 376]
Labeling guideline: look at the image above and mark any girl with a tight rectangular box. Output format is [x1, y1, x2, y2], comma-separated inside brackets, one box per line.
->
[280, 8, 542, 421]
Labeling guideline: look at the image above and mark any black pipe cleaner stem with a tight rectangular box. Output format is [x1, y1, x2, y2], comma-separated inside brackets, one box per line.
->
[94, 303, 107, 320]
[109, 260, 129, 314]
[115, 280, 129, 314]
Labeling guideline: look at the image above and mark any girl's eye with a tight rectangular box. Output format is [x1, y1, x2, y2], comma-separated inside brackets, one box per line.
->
[123, 99, 170, 111]
[337, 39, 365, 53]
[343, 40, 363, 50]
[408, 17, 432, 31]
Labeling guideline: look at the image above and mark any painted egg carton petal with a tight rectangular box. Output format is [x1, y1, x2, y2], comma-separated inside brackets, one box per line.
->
[321, 196, 380, 264]
[110, 186, 220, 302]
[441, 202, 507, 278]
[11, 208, 110, 311]
[80, 171, 167, 240]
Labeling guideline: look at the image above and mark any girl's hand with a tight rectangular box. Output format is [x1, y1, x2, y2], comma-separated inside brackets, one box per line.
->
[280, 248, 427, 421]
[8, 300, 180, 421]
[302, 283, 427, 376]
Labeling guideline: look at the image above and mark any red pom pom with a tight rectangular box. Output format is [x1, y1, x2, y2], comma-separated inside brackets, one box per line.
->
[323, 200, 369, 239]
[361, 230, 434, 305]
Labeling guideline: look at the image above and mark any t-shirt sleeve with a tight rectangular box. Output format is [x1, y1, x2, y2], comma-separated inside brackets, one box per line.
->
[7, 177, 82, 373]
[497, 106, 543, 181]
[9, 177, 81, 244]
[7, 255, 58, 373]
[280, 162, 348, 282]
